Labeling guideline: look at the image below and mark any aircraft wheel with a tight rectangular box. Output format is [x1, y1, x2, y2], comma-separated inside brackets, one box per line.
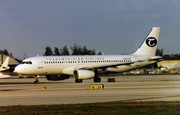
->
[34, 80, 39, 84]
[94, 77, 101, 82]
[75, 79, 83, 83]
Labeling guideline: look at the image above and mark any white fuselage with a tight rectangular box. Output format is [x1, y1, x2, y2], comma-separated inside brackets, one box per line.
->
[14, 27, 162, 83]
[14, 55, 161, 75]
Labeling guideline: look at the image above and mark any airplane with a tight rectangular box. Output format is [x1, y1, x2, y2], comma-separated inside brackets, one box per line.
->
[14, 27, 162, 83]
[0, 57, 10, 78]
[0, 57, 10, 71]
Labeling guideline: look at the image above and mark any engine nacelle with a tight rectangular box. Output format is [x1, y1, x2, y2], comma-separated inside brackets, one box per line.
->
[74, 70, 95, 79]
[46, 75, 70, 81]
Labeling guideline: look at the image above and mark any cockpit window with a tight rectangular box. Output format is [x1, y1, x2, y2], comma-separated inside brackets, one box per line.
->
[21, 61, 32, 64]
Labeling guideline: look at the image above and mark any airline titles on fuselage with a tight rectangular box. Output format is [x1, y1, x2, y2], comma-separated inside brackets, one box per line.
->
[40, 57, 132, 64]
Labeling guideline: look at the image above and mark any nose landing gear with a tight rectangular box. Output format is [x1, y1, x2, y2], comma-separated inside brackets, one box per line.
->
[34, 75, 40, 84]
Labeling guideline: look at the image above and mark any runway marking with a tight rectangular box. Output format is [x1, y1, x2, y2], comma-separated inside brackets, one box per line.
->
[123, 95, 180, 101]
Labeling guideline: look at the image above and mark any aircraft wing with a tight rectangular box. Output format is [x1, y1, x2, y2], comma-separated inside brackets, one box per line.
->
[77, 61, 142, 70]
[0, 73, 10, 78]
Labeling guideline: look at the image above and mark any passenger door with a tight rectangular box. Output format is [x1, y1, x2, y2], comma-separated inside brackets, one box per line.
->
[37, 58, 43, 69]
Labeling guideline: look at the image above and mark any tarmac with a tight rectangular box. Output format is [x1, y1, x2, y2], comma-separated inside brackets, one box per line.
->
[0, 75, 180, 106]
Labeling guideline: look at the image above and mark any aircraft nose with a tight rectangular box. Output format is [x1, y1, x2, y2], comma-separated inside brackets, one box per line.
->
[14, 65, 22, 73]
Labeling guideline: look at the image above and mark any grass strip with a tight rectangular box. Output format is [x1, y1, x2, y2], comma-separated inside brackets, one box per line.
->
[0, 101, 180, 115]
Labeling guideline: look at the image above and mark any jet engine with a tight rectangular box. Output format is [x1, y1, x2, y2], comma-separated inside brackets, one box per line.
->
[46, 75, 70, 81]
[74, 70, 95, 79]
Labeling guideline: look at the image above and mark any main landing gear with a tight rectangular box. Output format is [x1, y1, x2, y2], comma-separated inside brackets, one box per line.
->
[34, 75, 40, 84]
[93, 69, 101, 82]
[94, 77, 101, 82]
[75, 79, 83, 83]
[94, 69, 101, 82]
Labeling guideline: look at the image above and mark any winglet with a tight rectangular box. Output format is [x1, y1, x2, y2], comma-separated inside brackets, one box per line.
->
[133, 27, 160, 56]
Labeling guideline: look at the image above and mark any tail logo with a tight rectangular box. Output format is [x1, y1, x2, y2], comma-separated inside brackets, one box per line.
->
[146, 37, 157, 47]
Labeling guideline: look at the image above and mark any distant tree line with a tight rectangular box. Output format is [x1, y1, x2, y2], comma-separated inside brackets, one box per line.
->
[0, 49, 13, 57]
[44, 46, 180, 60]
[156, 49, 180, 60]
[0, 49, 23, 63]
[0, 47, 180, 63]
[43, 44, 102, 56]
[43, 46, 180, 60]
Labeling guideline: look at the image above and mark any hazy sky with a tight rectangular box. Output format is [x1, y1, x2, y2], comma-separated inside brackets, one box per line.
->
[0, 0, 179, 59]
